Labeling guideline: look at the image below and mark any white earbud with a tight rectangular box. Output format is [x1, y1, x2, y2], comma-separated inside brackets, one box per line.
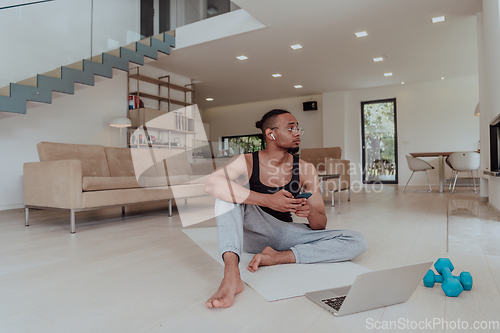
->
[271, 134, 276, 140]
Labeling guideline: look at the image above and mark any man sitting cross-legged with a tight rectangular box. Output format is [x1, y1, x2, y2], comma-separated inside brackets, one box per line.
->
[204, 109, 367, 308]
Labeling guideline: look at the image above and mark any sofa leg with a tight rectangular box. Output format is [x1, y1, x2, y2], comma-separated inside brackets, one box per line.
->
[70, 209, 76, 234]
[25, 208, 29, 227]
[184, 198, 187, 205]
[169, 199, 172, 217]
[348, 188, 351, 202]
[122, 206, 125, 215]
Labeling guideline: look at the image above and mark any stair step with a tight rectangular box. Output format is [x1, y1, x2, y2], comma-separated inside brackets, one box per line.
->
[89, 54, 104, 64]
[152, 34, 165, 41]
[42, 68, 62, 79]
[16, 77, 38, 88]
[0, 86, 9, 97]
[65, 60, 84, 71]
[106, 49, 121, 58]
[138, 38, 152, 46]
[122, 43, 137, 52]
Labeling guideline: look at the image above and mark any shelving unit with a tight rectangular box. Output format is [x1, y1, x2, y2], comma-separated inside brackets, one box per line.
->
[127, 68, 196, 151]
[128, 67, 195, 112]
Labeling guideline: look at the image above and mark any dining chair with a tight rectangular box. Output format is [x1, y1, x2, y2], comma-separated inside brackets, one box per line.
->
[445, 156, 456, 191]
[447, 152, 480, 194]
[404, 155, 434, 192]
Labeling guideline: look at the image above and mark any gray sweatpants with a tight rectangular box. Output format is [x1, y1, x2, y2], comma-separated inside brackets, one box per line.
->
[215, 199, 368, 264]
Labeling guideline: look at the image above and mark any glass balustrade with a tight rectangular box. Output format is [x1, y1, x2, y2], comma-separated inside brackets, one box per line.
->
[0, 0, 238, 89]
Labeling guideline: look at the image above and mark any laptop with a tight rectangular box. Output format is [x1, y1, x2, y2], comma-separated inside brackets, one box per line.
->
[305, 261, 433, 316]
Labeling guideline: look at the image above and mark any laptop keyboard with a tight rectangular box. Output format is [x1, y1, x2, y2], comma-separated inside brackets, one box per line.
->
[321, 296, 346, 311]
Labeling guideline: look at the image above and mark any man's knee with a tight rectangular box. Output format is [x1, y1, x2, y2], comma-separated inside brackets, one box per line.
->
[215, 198, 240, 217]
[349, 230, 368, 258]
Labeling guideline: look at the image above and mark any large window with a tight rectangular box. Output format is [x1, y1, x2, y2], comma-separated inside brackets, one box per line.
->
[361, 98, 398, 184]
[221, 134, 264, 155]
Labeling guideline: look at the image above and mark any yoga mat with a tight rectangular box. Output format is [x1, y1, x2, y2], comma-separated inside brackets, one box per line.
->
[182, 227, 371, 301]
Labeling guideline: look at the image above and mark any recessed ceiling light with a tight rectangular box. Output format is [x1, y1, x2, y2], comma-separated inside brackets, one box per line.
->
[294, 85, 302, 89]
[236, 55, 248, 60]
[401, 82, 405, 85]
[373, 57, 384, 62]
[206, 98, 213, 101]
[441, 77, 445, 80]
[290, 44, 302, 50]
[384, 72, 393, 77]
[272, 73, 282, 78]
[432, 16, 446, 23]
[355, 31, 368, 38]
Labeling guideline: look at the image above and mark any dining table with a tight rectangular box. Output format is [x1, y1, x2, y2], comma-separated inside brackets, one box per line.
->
[409, 152, 454, 193]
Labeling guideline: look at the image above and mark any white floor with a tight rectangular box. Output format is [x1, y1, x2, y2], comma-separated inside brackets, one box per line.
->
[1, 186, 500, 332]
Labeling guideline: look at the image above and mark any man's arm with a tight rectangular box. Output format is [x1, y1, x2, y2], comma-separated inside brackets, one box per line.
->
[296, 161, 327, 230]
[204, 154, 303, 212]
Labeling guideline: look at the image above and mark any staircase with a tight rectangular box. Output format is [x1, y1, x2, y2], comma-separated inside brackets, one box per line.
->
[0, 33, 175, 115]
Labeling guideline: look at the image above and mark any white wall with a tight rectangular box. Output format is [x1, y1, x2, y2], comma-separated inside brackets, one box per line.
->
[323, 76, 480, 186]
[0, 65, 193, 210]
[0, 0, 140, 88]
[203, 94, 323, 153]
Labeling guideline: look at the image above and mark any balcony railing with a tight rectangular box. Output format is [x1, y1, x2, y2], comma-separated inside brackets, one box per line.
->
[0, 0, 239, 88]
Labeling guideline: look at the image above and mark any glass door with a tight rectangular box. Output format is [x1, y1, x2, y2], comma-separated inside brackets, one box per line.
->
[361, 98, 398, 184]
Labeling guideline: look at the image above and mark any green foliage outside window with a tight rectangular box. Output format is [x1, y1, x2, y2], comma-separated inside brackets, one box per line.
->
[223, 134, 263, 154]
[363, 101, 396, 181]
[364, 102, 395, 162]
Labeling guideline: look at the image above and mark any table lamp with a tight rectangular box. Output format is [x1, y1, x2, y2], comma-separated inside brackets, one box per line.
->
[110, 117, 132, 147]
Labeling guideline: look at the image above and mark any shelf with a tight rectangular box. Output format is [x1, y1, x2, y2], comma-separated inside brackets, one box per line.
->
[129, 143, 192, 149]
[129, 74, 195, 92]
[128, 126, 195, 134]
[129, 92, 194, 106]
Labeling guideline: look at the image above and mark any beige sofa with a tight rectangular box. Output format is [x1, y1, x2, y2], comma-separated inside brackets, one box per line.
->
[24, 142, 212, 233]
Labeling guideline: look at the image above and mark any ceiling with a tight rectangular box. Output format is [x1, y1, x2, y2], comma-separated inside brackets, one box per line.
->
[151, 0, 482, 110]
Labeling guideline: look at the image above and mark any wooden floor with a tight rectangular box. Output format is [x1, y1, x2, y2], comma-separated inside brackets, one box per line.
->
[1, 186, 500, 332]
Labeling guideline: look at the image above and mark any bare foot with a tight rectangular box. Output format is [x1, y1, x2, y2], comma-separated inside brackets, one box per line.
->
[206, 252, 244, 308]
[206, 273, 244, 308]
[247, 246, 296, 272]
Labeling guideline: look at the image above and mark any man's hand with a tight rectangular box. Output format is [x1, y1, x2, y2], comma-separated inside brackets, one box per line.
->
[267, 189, 303, 212]
[295, 199, 310, 218]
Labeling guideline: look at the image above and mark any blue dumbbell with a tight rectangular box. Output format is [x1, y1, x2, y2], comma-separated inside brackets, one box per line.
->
[423, 270, 473, 291]
[423, 258, 473, 297]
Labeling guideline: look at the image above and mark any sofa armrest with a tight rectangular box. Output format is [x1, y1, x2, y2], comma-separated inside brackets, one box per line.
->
[24, 160, 83, 209]
[319, 158, 351, 192]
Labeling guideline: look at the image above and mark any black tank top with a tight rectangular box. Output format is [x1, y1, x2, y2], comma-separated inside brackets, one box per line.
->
[249, 151, 301, 222]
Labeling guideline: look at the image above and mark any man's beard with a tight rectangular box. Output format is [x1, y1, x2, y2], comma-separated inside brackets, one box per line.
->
[287, 146, 300, 154]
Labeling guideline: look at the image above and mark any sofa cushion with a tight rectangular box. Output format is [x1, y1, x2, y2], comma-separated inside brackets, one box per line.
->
[37, 142, 110, 177]
[104, 147, 135, 177]
[138, 176, 169, 188]
[83, 176, 171, 191]
[130, 148, 163, 180]
[154, 150, 193, 176]
[83, 177, 140, 191]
